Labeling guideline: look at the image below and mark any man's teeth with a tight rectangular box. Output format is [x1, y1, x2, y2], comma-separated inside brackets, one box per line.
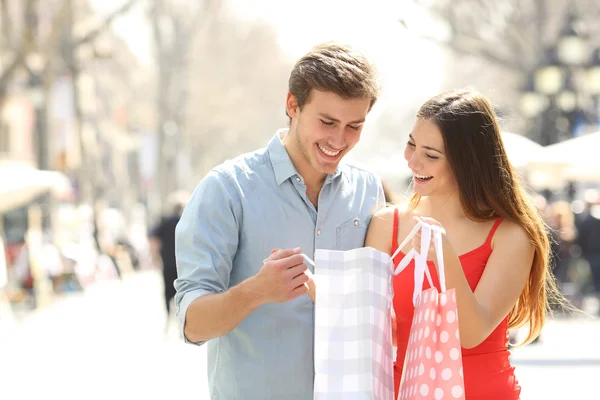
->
[318, 144, 341, 157]
[415, 174, 432, 179]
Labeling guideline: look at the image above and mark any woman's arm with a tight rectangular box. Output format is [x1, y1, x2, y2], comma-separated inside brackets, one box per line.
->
[365, 207, 398, 346]
[419, 217, 534, 348]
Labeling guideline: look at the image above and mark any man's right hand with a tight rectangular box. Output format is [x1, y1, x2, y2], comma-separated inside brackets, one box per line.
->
[253, 247, 309, 304]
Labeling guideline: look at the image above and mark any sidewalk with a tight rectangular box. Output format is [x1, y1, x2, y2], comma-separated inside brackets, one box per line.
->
[0, 270, 209, 400]
[1, 270, 598, 399]
[510, 317, 600, 399]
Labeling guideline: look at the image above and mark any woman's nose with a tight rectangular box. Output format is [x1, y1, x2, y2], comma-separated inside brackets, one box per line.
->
[407, 152, 420, 170]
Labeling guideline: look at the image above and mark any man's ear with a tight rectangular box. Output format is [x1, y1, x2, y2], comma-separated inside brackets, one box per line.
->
[286, 92, 300, 119]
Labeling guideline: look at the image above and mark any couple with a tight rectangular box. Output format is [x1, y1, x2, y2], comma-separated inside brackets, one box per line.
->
[174, 43, 557, 399]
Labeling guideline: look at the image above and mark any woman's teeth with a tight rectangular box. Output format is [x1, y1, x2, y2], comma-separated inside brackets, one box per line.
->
[318, 144, 341, 157]
[415, 174, 433, 180]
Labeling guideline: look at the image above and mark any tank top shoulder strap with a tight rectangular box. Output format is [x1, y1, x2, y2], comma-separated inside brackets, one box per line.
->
[485, 217, 503, 245]
[392, 207, 400, 251]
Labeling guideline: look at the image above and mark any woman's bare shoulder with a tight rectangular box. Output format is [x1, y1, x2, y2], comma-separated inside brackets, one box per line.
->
[494, 219, 533, 251]
[372, 205, 397, 221]
[366, 206, 397, 253]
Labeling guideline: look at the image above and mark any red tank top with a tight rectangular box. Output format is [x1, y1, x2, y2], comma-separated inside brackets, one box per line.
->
[391, 208, 520, 399]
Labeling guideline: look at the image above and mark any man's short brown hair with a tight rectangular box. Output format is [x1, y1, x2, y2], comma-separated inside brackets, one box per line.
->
[287, 42, 380, 117]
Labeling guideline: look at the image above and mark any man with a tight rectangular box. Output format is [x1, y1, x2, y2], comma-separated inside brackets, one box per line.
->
[150, 201, 185, 320]
[175, 42, 385, 399]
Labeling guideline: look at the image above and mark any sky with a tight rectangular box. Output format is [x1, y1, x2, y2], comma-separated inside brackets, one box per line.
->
[228, 0, 448, 120]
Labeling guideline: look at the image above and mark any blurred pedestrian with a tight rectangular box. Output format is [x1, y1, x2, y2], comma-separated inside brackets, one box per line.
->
[576, 196, 600, 306]
[150, 199, 186, 321]
[174, 42, 384, 399]
[547, 201, 577, 288]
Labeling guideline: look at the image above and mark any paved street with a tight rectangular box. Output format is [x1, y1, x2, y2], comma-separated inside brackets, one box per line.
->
[510, 316, 600, 400]
[1, 270, 598, 399]
[0, 271, 209, 400]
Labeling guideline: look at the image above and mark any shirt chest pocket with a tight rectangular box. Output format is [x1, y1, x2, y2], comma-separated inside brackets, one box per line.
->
[336, 217, 368, 250]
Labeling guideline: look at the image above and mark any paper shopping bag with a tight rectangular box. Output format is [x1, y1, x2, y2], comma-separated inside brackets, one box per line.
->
[313, 246, 395, 400]
[312, 222, 431, 400]
[397, 225, 465, 400]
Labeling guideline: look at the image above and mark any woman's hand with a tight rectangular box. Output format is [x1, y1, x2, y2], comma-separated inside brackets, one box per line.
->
[412, 216, 444, 258]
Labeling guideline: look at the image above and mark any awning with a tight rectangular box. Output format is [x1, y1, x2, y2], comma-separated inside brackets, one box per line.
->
[527, 131, 600, 188]
[0, 165, 72, 213]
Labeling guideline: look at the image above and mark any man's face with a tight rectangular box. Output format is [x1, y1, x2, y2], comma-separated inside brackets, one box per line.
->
[285, 89, 371, 176]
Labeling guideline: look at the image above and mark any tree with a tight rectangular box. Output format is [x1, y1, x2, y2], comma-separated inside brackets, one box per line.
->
[183, 18, 292, 181]
[0, 0, 140, 107]
[149, 0, 222, 215]
[401, 0, 600, 72]
[1, 0, 143, 279]
[398, 0, 600, 130]
[63, 0, 142, 201]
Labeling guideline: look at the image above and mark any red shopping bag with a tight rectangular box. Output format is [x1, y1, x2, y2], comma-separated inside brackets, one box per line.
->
[397, 224, 465, 400]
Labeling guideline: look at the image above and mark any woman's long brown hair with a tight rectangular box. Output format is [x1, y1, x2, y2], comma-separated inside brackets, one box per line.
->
[410, 88, 564, 343]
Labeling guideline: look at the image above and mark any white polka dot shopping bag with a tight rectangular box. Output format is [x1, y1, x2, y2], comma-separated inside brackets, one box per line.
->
[312, 221, 440, 400]
[397, 224, 465, 400]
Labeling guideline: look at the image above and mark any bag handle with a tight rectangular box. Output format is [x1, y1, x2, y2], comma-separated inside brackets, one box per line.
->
[390, 221, 446, 306]
[263, 254, 316, 281]
[286, 221, 447, 306]
[432, 225, 446, 292]
[390, 222, 422, 273]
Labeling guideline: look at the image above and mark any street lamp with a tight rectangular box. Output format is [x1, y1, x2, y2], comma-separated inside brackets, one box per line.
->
[587, 49, 600, 116]
[520, 74, 548, 118]
[557, 12, 588, 66]
[26, 79, 45, 111]
[26, 56, 47, 170]
[520, 11, 600, 146]
[25, 53, 54, 236]
[534, 48, 564, 97]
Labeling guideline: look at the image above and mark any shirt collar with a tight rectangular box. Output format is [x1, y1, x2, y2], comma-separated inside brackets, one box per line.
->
[267, 129, 346, 186]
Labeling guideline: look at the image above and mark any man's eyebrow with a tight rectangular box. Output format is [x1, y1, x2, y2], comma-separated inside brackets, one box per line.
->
[319, 113, 365, 124]
[408, 133, 444, 154]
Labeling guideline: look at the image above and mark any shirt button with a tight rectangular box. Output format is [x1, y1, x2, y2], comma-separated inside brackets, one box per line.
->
[353, 219, 359, 226]
[316, 229, 321, 236]
[295, 177, 301, 182]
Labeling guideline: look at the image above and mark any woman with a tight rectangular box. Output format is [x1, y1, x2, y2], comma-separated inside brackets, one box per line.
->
[365, 89, 561, 399]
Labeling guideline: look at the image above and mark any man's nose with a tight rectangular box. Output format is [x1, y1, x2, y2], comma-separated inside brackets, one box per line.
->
[328, 127, 346, 148]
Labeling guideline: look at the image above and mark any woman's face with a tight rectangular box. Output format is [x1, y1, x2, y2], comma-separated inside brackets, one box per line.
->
[404, 118, 457, 197]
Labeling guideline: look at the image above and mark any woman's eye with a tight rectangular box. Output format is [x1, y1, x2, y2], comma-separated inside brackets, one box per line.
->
[407, 141, 416, 147]
[426, 154, 439, 160]
[321, 120, 334, 126]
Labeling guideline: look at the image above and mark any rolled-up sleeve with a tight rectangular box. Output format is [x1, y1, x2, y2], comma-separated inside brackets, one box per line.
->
[174, 170, 240, 344]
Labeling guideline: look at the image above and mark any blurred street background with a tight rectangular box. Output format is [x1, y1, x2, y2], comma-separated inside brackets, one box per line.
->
[1, 0, 600, 399]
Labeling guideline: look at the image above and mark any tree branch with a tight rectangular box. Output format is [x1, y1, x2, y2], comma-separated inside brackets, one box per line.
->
[1, 0, 13, 48]
[39, 0, 70, 85]
[403, 27, 523, 71]
[398, 0, 556, 72]
[0, 0, 36, 88]
[151, 0, 167, 58]
[74, 0, 142, 47]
